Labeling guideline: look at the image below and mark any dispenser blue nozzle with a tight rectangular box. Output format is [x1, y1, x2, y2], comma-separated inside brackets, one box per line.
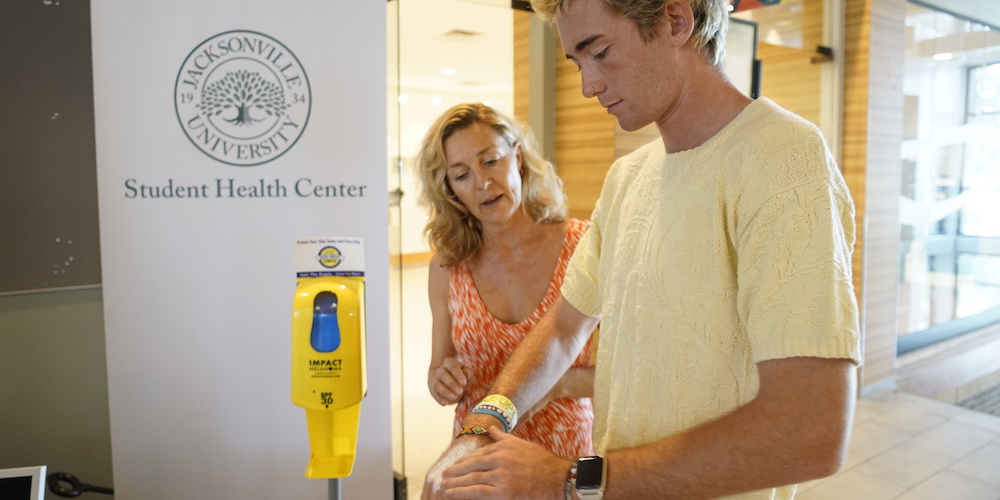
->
[310, 291, 341, 352]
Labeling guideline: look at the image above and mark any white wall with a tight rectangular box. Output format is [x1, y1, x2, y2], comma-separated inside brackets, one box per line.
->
[92, 2, 391, 498]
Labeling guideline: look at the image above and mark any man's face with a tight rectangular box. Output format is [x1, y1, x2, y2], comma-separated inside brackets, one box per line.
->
[557, 0, 684, 132]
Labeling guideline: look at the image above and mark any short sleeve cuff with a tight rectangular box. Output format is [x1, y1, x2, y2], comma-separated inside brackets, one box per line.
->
[561, 277, 602, 318]
[752, 334, 863, 366]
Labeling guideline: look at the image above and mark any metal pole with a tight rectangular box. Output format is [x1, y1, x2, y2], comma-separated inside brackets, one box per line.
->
[329, 478, 341, 500]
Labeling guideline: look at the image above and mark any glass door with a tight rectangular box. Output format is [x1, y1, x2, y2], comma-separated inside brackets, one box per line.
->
[897, 3, 1000, 353]
[388, 1, 516, 497]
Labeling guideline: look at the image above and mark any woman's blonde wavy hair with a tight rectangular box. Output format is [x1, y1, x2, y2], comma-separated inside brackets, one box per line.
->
[415, 103, 567, 268]
[530, 0, 729, 67]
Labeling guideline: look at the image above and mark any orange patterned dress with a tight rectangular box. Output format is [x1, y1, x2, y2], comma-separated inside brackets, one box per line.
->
[449, 218, 594, 458]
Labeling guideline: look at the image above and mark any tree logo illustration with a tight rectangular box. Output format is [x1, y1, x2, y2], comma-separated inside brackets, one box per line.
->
[198, 69, 291, 127]
[174, 30, 311, 167]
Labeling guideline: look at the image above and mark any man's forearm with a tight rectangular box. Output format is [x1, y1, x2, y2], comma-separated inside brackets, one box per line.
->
[462, 297, 597, 428]
[599, 357, 856, 499]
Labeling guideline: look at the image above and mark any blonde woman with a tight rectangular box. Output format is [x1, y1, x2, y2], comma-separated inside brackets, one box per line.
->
[416, 103, 595, 461]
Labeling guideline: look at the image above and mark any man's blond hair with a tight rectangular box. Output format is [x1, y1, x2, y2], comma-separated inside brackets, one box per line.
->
[530, 0, 729, 66]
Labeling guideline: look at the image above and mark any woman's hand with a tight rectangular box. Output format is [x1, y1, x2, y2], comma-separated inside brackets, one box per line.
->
[428, 356, 471, 406]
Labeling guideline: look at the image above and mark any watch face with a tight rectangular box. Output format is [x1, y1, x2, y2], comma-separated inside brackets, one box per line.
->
[576, 456, 604, 490]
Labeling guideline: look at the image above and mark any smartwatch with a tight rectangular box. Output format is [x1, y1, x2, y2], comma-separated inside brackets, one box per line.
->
[575, 455, 606, 499]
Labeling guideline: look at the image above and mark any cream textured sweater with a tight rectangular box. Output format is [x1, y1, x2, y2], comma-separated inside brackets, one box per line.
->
[561, 97, 862, 499]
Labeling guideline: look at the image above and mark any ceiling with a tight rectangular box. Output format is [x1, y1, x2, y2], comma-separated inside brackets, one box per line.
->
[905, 2, 1000, 69]
[391, 0, 515, 99]
[387, 0, 1000, 122]
[911, 0, 1000, 31]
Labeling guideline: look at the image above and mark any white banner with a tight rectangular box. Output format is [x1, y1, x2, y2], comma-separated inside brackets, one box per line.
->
[91, 2, 390, 499]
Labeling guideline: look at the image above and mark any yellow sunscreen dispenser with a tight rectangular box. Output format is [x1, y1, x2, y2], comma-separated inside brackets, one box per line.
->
[292, 237, 367, 479]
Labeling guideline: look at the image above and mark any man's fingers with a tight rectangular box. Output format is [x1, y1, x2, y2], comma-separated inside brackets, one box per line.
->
[443, 453, 500, 482]
[447, 429, 520, 471]
[441, 478, 498, 500]
[441, 457, 521, 500]
[487, 425, 510, 442]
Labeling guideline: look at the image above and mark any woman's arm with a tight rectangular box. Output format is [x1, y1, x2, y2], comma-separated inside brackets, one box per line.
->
[422, 297, 599, 499]
[475, 296, 599, 427]
[426, 254, 469, 406]
[519, 365, 595, 424]
[550, 365, 595, 400]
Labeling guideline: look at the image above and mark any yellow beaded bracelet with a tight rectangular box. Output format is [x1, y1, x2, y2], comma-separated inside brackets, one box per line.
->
[481, 394, 518, 422]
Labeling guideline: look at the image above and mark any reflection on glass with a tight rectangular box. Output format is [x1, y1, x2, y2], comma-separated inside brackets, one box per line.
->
[899, 4, 1000, 339]
[957, 254, 1000, 318]
[961, 63, 1000, 238]
[389, 1, 516, 495]
[731, 0, 804, 50]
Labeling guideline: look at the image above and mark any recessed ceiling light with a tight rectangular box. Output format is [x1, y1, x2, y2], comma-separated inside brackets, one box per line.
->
[444, 29, 480, 38]
[442, 68, 456, 76]
[398, 94, 409, 104]
[432, 97, 442, 107]
[933, 52, 953, 61]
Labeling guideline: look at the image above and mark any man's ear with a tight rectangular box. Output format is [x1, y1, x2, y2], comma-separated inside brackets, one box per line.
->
[662, 0, 695, 47]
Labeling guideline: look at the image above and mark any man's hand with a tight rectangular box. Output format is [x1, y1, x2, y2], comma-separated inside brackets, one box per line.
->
[421, 434, 492, 500]
[439, 426, 573, 500]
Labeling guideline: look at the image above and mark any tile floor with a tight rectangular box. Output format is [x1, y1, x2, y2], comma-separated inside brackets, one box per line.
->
[799, 390, 1000, 500]
[394, 263, 1000, 500]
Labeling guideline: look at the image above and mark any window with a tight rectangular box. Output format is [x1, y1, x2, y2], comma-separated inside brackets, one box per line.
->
[898, 3, 1000, 353]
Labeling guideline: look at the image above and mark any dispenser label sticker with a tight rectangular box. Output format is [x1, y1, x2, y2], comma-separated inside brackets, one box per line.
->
[295, 237, 364, 277]
[317, 246, 343, 269]
[308, 358, 343, 378]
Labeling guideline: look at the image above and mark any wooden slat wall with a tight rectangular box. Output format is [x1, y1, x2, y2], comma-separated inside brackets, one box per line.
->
[843, 0, 905, 390]
[554, 43, 618, 221]
[843, 0, 869, 324]
[801, 0, 824, 50]
[756, 42, 822, 126]
[753, 0, 825, 127]
[513, 11, 531, 124]
[516, 13, 615, 221]
[615, 123, 659, 161]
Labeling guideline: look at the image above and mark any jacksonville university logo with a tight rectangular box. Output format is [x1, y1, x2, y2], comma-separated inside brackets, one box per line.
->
[175, 30, 311, 166]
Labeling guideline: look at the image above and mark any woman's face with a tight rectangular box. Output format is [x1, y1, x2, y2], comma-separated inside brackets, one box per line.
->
[443, 122, 523, 227]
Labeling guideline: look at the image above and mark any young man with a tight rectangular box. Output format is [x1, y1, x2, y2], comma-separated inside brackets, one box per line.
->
[422, 0, 861, 498]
